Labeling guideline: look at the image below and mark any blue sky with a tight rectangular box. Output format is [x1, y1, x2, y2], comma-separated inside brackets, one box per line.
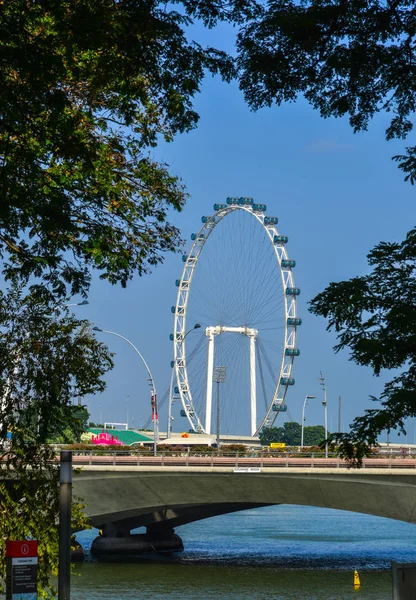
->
[80, 30, 414, 442]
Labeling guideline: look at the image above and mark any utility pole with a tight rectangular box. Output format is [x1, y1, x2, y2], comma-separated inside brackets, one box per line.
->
[301, 395, 316, 448]
[318, 372, 328, 457]
[338, 396, 342, 433]
[214, 366, 227, 449]
[151, 389, 159, 456]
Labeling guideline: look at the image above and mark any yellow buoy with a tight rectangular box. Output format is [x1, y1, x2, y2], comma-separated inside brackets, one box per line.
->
[354, 570, 361, 588]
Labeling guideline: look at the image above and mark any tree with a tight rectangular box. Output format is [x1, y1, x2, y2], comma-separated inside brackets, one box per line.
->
[0, 283, 113, 597]
[235, 1, 416, 459]
[0, 3, 261, 596]
[237, 0, 416, 181]
[259, 422, 302, 446]
[281, 421, 302, 445]
[309, 228, 416, 461]
[260, 422, 328, 447]
[44, 406, 90, 444]
[303, 425, 326, 447]
[0, 284, 113, 442]
[259, 426, 284, 445]
[0, 0, 251, 301]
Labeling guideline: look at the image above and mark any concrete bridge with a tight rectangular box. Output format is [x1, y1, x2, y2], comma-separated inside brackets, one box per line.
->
[73, 462, 416, 555]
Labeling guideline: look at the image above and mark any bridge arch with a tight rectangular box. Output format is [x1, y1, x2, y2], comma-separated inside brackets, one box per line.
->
[74, 467, 416, 535]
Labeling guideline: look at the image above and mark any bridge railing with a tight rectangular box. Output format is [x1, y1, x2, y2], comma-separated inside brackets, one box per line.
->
[62, 449, 416, 469]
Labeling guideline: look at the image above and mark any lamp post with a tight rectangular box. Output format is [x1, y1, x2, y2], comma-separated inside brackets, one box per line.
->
[92, 327, 158, 455]
[126, 395, 130, 429]
[167, 323, 201, 438]
[318, 372, 328, 457]
[301, 394, 316, 448]
[58, 451, 72, 600]
[214, 366, 227, 449]
[66, 300, 89, 307]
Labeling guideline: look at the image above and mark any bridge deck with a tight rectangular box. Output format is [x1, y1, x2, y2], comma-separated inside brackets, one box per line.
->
[71, 454, 416, 469]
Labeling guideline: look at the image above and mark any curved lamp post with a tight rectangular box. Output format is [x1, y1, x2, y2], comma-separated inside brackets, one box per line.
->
[301, 394, 316, 448]
[92, 327, 158, 455]
[66, 300, 89, 307]
[167, 323, 201, 438]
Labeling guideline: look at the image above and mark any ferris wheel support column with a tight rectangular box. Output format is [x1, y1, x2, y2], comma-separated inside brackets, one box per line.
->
[205, 328, 216, 434]
[249, 331, 258, 436]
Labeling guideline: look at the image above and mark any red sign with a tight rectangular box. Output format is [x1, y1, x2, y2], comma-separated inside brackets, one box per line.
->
[6, 541, 38, 558]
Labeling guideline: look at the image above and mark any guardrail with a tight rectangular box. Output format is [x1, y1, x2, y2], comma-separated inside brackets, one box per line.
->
[68, 451, 416, 469]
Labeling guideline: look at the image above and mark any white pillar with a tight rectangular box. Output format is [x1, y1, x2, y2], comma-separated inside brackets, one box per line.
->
[205, 329, 215, 434]
[249, 333, 257, 436]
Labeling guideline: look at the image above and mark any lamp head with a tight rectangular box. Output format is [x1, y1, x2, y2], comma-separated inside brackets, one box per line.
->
[194, 323, 201, 330]
[78, 300, 89, 306]
[92, 326, 102, 332]
[307, 395, 316, 399]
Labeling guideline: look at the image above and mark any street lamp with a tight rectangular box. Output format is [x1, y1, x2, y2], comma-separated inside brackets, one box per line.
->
[318, 372, 328, 457]
[214, 366, 227, 449]
[92, 327, 158, 455]
[167, 323, 201, 437]
[126, 395, 130, 429]
[66, 300, 89, 307]
[301, 394, 316, 448]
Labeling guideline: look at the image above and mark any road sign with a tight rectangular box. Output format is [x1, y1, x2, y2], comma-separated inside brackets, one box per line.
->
[6, 541, 38, 600]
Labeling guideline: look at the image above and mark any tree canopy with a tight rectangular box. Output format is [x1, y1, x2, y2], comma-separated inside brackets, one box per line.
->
[0, 0, 248, 300]
[259, 422, 326, 446]
[0, 3, 257, 595]
[233, 0, 415, 460]
[1, 0, 415, 592]
[0, 283, 113, 597]
[237, 0, 416, 181]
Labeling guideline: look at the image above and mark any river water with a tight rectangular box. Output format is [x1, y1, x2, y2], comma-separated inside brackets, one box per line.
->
[72, 505, 416, 599]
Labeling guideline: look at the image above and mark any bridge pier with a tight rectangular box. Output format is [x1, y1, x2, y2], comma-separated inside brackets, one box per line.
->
[91, 523, 184, 557]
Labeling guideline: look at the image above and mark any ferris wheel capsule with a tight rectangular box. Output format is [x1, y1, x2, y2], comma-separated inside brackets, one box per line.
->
[281, 259, 296, 268]
[274, 235, 288, 244]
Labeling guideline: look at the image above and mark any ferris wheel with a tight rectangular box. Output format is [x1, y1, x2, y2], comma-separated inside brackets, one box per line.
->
[169, 198, 301, 437]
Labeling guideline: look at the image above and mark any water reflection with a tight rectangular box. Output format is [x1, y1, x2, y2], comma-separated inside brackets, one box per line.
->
[72, 505, 416, 600]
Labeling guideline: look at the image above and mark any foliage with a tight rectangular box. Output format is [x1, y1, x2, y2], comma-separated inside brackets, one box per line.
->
[219, 444, 247, 454]
[280, 422, 302, 446]
[0, 433, 91, 599]
[189, 445, 215, 454]
[80, 431, 93, 443]
[260, 422, 327, 447]
[34, 406, 89, 444]
[0, 2, 266, 597]
[259, 426, 284, 445]
[156, 444, 186, 454]
[303, 425, 326, 447]
[235, 0, 416, 463]
[49, 406, 90, 443]
[0, 0, 245, 301]
[0, 283, 113, 444]
[237, 0, 416, 181]
[310, 228, 416, 463]
[0, 284, 112, 596]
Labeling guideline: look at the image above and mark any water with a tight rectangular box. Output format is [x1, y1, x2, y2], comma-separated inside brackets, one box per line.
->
[72, 505, 416, 599]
